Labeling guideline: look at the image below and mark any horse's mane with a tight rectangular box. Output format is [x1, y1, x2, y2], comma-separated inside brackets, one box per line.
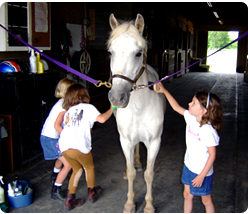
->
[107, 21, 147, 51]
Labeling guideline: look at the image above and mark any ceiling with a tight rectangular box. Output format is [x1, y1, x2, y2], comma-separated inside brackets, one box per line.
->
[88, 2, 247, 27]
[150, 2, 248, 27]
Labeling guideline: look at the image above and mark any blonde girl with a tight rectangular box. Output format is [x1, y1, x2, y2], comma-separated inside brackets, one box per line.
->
[40, 78, 75, 201]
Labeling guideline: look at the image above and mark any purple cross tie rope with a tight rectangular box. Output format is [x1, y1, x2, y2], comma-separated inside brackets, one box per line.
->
[1, 23, 248, 88]
[0, 24, 99, 85]
[149, 30, 248, 87]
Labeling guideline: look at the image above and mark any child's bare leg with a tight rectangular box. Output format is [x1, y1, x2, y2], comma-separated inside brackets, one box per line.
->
[183, 184, 194, 213]
[55, 156, 71, 184]
[50, 159, 63, 184]
[201, 194, 215, 213]
[54, 159, 63, 169]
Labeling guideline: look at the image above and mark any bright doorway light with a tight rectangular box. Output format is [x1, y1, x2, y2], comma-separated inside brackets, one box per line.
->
[207, 31, 238, 74]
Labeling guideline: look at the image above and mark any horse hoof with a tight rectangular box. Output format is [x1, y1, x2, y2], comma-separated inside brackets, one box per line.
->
[144, 208, 155, 213]
[144, 205, 155, 213]
[123, 206, 136, 213]
[135, 165, 142, 172]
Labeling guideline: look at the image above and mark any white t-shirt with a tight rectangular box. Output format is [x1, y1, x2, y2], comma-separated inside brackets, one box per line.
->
[41, 98, 64, 139]
[184, 110, 219, 176]
[59, 103, 101, 154]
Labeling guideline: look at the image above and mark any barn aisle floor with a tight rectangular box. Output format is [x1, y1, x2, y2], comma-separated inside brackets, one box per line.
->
[5, 72, 248, 213]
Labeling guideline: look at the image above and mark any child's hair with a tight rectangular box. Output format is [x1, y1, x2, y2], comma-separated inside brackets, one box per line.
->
[63, 84, 90, 110]
[195, 90, 223, 131]
[55, 78, 76, 98]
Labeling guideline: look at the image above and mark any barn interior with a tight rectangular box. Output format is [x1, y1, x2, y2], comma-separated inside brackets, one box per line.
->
[0, 2, 247, 213]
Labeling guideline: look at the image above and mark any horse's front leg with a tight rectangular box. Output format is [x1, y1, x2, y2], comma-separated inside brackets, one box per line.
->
[143, 138, 161, 213]
[123, 143, 142, 179]
[121, 140, 136, 213]
[124, 161, 136, 213]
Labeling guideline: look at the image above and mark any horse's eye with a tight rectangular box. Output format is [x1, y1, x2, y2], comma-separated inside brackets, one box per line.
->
[108, 52, 112, 56]
[136, 52, 142, 57]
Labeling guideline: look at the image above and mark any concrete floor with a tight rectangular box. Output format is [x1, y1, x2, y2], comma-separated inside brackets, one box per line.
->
[4, 72, 248, 213]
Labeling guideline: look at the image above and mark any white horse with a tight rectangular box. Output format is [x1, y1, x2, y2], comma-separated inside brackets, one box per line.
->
[107, 14, 166, 213]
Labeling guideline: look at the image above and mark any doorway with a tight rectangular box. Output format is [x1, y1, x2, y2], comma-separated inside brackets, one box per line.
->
[207, 31, 238, 74]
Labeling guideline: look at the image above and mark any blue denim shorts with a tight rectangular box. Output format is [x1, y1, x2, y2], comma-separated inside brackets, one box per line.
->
[40, 135, 62, 160]
[181, 164, 213, 196]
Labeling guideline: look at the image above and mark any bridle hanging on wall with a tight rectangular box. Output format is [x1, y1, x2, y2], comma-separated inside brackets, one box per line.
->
[70, 24, 91, 77]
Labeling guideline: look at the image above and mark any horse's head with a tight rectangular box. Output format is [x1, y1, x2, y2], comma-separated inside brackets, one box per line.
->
[107, 13, 146, 108]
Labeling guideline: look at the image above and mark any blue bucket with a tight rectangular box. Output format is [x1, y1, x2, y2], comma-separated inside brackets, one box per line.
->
[7, 180, 33, 208]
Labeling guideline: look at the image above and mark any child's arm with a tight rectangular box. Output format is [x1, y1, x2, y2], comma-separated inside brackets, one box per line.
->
[54, 110, 66, 133]
[155, 82, 186, 115]
[96, 105, 114, 123]
[191, 146, 216, 187]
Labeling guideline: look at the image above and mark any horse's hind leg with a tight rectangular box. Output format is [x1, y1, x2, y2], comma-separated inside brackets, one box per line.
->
[143, 139, 161, 213]
[134, 143, 142, 171]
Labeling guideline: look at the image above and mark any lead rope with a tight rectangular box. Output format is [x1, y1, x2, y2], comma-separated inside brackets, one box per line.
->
[0, 23, 108, 87]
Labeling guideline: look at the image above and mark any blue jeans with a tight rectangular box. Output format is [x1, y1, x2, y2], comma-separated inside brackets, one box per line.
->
[40, 135, 62, 160]
[181, 164, 213, 196]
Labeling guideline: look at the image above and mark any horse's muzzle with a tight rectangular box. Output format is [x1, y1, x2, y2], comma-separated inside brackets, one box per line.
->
[108, 90, 129, 108]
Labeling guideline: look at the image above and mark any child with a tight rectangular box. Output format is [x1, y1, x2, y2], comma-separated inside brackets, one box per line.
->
[54, 83, 114, 211]
[155, 82, 222, 213]
[40, 78, 76, 201]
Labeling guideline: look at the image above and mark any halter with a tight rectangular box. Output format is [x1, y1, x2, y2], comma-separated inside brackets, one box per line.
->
[108, 53, 147, 91]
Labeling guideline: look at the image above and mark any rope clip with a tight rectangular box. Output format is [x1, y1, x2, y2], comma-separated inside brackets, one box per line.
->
[95, 80, 112, 88]
[132, 84, 148, 91]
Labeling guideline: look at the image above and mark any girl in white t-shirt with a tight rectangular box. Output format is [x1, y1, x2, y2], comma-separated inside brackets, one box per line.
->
[155, 82, 223, 213]
[54, 84, 113, 212]
[40, 78, 75, 201]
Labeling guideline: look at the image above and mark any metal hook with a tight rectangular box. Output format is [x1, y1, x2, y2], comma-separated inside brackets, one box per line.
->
[95, 80, 112, 88]
[132, 84, 148, 91]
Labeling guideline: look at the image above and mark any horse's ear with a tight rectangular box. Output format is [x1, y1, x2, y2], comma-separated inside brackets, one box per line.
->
[134, 14, 144, 34]
[109, 13, 119, 30]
